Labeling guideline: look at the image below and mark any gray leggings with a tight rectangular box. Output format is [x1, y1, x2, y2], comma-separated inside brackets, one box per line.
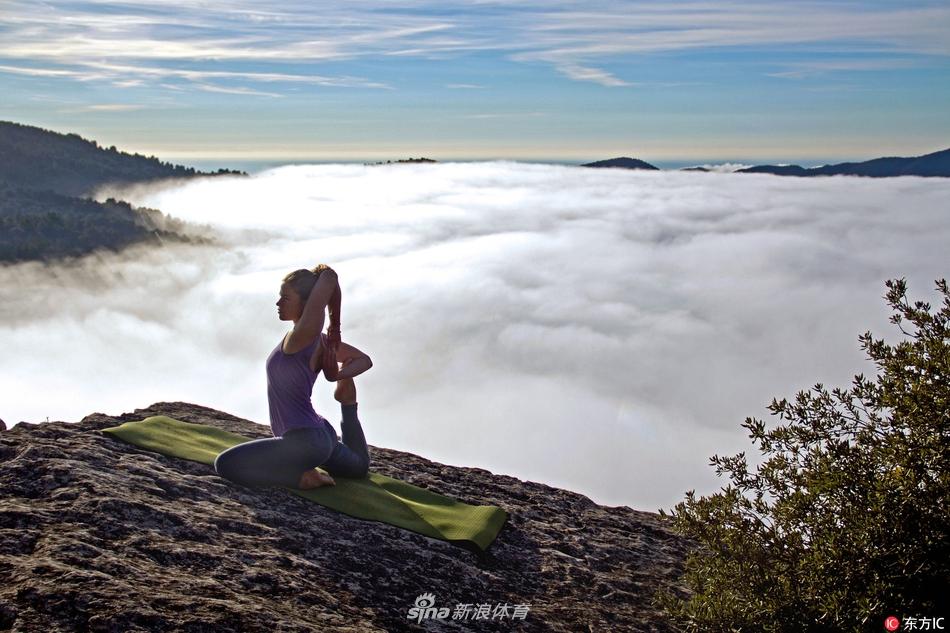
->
[214, 403, 370, 489]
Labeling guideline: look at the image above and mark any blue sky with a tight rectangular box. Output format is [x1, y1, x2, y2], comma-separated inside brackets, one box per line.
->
[2, 0, 949, 167]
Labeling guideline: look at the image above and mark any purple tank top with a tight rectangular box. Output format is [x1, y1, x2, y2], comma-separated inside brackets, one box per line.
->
[266, 332, 330, 437]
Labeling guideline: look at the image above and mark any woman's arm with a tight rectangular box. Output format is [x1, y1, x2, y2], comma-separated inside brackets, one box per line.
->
[283, 268, 338, 354]
[327, 283, 342, 351]
[338, 341, 372, 380]
[321, 341, 372, 381]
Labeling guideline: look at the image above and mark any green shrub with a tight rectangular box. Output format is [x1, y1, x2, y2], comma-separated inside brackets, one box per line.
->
[657, 278, 949, 632]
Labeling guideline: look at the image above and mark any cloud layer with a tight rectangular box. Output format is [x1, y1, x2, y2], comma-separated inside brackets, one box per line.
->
[2, 163, 948, 510]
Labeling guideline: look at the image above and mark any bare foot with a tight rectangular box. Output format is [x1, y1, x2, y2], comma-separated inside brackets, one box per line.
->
[334, 377, 357, 405]
[298, 469, 336, 489]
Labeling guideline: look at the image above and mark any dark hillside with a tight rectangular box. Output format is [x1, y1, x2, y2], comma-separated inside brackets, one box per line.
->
[582, 157, 660, 171]
[0, 121, 242, 197]
[0, 121, 228, 264]
[0, 185, 209, 262]
[738, 147, 950, 178]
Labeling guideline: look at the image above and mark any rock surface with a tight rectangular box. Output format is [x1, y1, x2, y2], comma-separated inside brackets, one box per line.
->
[0, 402, 691, 632]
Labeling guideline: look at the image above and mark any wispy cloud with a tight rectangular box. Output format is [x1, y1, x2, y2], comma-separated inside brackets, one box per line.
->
[765, 58, 920, 79]
[0, 60, 390, 94]
[554, 63, 630, 87]
[1, 0, 947, 94]
[516, 4, 950, 56]
[461, 111, 547, 119]
[193, 83, 282, 97]
[79, 104, 148, 112]
[511, 3, 950, 84]
[0, 64, 93, 79]
[82, 61, 391, 89]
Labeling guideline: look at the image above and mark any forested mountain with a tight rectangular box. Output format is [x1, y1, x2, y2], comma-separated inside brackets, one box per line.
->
[738, 147, 950, 177]
[0, 185, 208, 262]
[0, 121, 229, 264]
[0, 121, 241, 197]
[581, 157, 660, 170]
[585, 147, 950, 176]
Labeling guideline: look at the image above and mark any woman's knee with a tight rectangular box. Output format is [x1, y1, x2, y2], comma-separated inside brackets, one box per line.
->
[324, 456, 369, 479]
[214, 449, 239, 480]
[344, 463, 369, 479]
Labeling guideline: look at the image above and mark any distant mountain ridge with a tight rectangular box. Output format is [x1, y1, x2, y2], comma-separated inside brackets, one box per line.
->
[581, 148, 950, 177]
[0, 121, 233, 263]
[0, 120, 242, 197]
[736, 147, 950, 177]
[581, 157, 659, 171]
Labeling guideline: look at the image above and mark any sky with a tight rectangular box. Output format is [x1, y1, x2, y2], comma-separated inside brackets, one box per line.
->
[2, 0, 950, 166]
[1, 164, 948, 510]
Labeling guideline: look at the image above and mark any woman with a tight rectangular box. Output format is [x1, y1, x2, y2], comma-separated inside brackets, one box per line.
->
[214, 265, 373, 491]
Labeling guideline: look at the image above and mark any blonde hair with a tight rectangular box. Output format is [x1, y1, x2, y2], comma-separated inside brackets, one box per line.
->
[282, 264, 330, 302]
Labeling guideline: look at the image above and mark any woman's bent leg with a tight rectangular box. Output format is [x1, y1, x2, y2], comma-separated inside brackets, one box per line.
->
[214, 428, 334, 489]
[322, 403, 370, 478]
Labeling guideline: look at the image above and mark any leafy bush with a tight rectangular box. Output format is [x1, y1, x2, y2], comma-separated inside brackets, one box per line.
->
[657, 278, 949, 631]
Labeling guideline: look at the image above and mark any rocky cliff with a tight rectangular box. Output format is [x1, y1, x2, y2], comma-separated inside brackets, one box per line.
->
[0, 402, 690, 632]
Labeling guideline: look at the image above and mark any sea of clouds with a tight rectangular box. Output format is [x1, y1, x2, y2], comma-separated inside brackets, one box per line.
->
[1, 162, 948, 510]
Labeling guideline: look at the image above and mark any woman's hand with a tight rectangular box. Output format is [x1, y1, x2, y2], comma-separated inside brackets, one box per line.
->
[327, 325, 342, 353]
[321, 338, 340, 381]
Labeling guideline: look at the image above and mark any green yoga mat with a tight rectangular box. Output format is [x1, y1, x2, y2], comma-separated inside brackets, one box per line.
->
[101, 416, 508, 554]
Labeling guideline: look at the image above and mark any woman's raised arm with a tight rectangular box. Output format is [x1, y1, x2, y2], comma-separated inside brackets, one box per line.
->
[327, 283, 342, 351]
[284, 268, 338, 353]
